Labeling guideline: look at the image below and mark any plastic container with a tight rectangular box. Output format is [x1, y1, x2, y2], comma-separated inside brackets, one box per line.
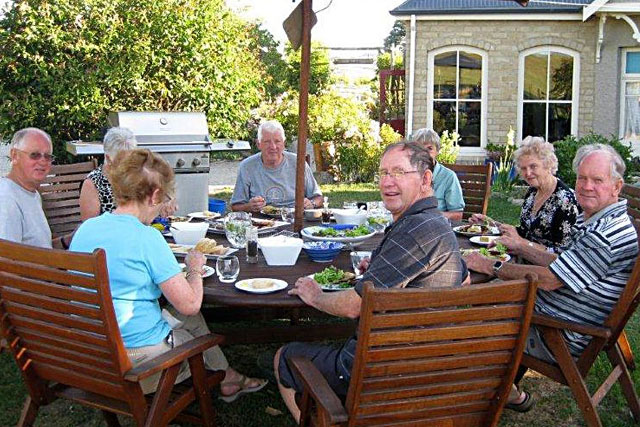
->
[208, 198, 227, 215]
[332, 208, 368, 226]
[258, 235, 303, 266]
[170, 222, 209, 245]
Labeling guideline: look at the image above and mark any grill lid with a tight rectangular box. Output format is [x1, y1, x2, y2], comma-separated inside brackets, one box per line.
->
[108, 111, 210, 145]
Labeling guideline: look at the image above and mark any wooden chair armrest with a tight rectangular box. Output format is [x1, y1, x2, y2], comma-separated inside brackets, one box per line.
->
[290, 356, 348, 424]
[125, 334, 224, 382]
[531, 313, 611, 338]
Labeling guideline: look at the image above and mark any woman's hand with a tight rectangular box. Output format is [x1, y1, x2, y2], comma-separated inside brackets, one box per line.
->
[185, 249, 206, 275]
[496, 224, 525, 253]
[159, 199, 178, 218]
[469, 214, 492, 224]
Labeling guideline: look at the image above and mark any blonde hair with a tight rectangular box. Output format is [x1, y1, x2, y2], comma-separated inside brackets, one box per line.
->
[109, 149, 174, 205]
[513, 136, 558, 175]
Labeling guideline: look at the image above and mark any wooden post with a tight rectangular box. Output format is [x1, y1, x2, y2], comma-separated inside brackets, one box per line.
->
[294, 0, 312, 232]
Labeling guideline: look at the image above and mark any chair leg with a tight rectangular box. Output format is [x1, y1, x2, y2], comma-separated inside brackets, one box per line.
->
[608, 345, 640, 422]
[17, 396, 39, 427]
[101, 410, 121, 427]
[144, 364, 180, 427]
[543, 328, 603, 427]
[188, 355, 216, 427]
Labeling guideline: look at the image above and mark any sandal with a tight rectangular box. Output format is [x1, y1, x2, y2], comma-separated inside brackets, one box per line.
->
[219, 375, 268, 403]
[505, 390, 535, 413]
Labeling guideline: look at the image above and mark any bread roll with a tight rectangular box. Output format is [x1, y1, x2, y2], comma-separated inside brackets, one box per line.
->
[251, 279, 274, 289]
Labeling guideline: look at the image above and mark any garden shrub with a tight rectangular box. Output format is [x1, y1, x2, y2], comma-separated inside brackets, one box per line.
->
[437, 130, 460, 164]
[554, 133, 638, 187]
[0, 0, 264, 162]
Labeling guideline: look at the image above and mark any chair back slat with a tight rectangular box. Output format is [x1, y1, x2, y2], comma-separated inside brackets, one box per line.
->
[622, 184, 640, 234]
[38, 160, 96, 238]
[0, 239, 134, 402]
[445, 163, 492, 220]
[345, 279, 536, 427]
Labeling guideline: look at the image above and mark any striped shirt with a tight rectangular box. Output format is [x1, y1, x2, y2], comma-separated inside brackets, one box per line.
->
[340, 197, 467, 378]
[543, 200, 638, 356]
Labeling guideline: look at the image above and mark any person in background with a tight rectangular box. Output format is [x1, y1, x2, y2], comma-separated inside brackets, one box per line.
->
[231, 120, 323, 213]
[464, 144, 637, 412]
[70, 148, 267, 401]
[274, 142, 468, 423]
[410, 128, 464, 221]
[79, 127, 138, 220]
[470, 136, 579, 262]
[0, 127, 71, 249]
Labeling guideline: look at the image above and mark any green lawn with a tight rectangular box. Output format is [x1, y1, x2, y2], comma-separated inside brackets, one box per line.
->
[1, 188, 638, 426]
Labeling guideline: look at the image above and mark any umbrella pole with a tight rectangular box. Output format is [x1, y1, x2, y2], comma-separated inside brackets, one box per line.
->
[294, 0, 312, 233]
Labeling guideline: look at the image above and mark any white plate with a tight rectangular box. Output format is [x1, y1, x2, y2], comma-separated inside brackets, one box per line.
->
[169, 243, 238, 259]
[235, 278, 288, 294]
[306, 274, 356, 291]
[460, 249, 511, 262]
[469, 235, 500, 246]
[187, 211, 221, 220]
[300, 225, 376, 245]
[208, 218, 289, 235]
[178, 263, 215, 278]
[453, 225, 500, 236]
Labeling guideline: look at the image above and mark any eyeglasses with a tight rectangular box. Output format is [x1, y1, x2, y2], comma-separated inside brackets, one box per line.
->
[375, 169, 421, 181]
[15, 149, 56, 163]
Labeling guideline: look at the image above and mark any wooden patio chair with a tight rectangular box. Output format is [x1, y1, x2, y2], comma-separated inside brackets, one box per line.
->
[445, 163, 493, 220]
[38, 159, 97, 238]
[0, 239, 225, 427]
[622, 183, 640, 233]
[291, 278, 538, 426]
[520, 255, 640, 427]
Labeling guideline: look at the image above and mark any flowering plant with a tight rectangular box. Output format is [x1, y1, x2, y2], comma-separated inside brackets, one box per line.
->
[492, 127, 517, 192]
[437, 130, 460, 164]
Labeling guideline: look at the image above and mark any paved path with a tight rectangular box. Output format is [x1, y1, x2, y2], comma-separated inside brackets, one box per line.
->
[208, 160, 239, 193]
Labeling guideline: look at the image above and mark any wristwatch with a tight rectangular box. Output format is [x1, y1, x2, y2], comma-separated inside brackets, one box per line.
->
[493, 261, 504, 275]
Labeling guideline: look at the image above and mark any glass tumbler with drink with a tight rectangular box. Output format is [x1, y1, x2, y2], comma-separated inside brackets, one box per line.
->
[281, 207, 295, 224]
[216, 255, 240, 283]
[224, 212, 252, 249]
[350, 251, 372, 277]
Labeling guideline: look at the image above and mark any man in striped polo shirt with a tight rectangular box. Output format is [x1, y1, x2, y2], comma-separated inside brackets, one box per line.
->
[465, 143, 638, 412]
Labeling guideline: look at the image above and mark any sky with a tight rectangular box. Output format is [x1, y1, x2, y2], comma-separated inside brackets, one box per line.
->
[226, 0, 405, 48]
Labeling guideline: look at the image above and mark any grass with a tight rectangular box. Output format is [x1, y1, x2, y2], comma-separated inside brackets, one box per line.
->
[1, 187, 638, 426]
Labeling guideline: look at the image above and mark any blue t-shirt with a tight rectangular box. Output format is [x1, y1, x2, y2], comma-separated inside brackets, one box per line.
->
[70, 213, 181, 348]
[432, 162, 465, 212]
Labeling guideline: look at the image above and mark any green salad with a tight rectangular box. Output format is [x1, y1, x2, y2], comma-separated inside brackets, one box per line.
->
[313, 266, 355, 287]
[344, 224, 372, 237]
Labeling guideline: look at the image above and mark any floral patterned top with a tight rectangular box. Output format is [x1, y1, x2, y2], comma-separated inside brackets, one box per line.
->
[517, 179, 580, 253]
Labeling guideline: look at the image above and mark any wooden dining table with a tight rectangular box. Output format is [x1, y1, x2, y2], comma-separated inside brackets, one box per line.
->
[195, 218, 492, 344]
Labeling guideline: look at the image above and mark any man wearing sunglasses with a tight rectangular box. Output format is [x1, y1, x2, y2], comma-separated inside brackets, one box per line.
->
[0, 127, 70, 249]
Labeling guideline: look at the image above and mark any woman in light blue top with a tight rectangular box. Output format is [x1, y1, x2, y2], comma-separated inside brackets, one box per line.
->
[410, 128, 465, 221]
[70, 149, 266, 400]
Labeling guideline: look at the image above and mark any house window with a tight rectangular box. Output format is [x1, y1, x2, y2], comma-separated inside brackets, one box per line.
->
[620, 49, 640, 149]
[427, 47, 487, 148]
[518, 47, 579, 142]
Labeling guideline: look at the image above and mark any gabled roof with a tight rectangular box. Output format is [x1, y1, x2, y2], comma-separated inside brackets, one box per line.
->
[390, 0, 591, 16]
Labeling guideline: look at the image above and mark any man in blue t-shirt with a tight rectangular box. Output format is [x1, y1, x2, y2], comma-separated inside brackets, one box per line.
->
[230, 120, 322, 213]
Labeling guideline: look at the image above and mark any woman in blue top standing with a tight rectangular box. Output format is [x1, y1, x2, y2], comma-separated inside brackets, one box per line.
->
[410, 128, 465, 221]
[70, 149, 266, 401]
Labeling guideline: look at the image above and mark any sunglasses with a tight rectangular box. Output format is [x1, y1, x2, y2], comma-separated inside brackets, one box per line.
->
[15, 149, 56, 163]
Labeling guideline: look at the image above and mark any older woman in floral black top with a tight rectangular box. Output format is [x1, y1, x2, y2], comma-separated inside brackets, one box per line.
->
[471, 136, 579, 263]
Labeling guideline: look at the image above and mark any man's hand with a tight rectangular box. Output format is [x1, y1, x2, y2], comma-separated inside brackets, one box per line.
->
[469, 214, 493, 225]
[247, 196, 266, 213]
[289, 276, 323, 308]
[358, 257, 371, 274]
[462, 251, 494, 276]
[303, 198, 314, 209]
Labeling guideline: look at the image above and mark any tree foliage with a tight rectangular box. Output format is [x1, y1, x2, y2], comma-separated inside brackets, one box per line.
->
[0, 0, 264, 160]
[383, 21, 406, 52]
[283, 41, 332, 96]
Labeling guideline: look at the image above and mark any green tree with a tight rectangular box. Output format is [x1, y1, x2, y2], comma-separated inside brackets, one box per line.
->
[383, 21, 406, 52]
[247, 23, 289, 99]
[284, 41, 332, 95]
[0, 0, 264, 160]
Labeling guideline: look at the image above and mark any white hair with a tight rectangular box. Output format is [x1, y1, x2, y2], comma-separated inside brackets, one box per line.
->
[11, 128, 52, 150]
[257, 120, 285, 142]
[103, 127, 137, 159]
[514, 136, 558, 175]
[572, 143, 625, 181]
[410, 128, 441, 152]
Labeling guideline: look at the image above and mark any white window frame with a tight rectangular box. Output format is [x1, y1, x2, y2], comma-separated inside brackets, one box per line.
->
[619, 47, 640, 153]
[517, 46, 580, 142]
[427, 46, 488, 155]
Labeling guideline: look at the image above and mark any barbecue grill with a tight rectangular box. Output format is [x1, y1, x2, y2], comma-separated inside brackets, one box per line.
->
[66, 111, 250, 215]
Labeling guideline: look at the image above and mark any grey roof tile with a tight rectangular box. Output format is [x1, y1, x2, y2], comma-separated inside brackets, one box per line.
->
[390, 0, 591, 15]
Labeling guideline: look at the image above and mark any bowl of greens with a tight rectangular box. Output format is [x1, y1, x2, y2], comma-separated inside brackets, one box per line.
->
[300, 224, 376, 246]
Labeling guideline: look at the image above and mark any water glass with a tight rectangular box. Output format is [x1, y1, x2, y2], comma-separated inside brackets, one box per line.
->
[224, 212, 252, 249]
[350, 251, 371, 277]
[216, 255, 240, 283]
[281, 207, 295, 224]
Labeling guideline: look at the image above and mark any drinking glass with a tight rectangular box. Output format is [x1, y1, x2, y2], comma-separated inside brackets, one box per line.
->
[350, 251, 372, 277]
[216, 255, 240, 283]
[281, 207, 295, 224]
[224, 212, 251, 249]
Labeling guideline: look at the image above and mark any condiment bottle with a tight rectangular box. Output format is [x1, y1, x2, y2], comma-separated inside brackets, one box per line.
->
[321, 197, 331, 225]
[246, 226, 259, 263]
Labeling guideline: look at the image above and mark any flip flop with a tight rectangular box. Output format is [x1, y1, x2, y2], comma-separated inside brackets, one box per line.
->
[219, 375, 268, 403]
[505, 390, 535, 413]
